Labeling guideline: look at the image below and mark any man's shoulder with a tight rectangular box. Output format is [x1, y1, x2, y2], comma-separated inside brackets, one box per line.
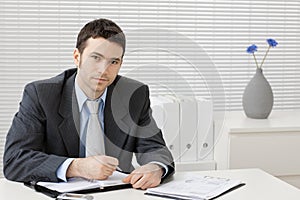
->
[22, 68, 76, 99]
[27, 68, 77, 88]
[114, 75, 146, 87]
[109, 75, 149, 102]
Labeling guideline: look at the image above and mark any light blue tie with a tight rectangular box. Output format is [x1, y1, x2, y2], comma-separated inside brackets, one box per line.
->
[85, 99, 105, 157]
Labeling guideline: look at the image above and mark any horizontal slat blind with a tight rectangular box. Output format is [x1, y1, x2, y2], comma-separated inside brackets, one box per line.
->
[1, 0, 300, 177]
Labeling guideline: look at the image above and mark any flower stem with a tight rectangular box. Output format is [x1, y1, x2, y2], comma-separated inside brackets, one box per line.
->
[259, 45, 271, 68]
[252, 53, 259, 68]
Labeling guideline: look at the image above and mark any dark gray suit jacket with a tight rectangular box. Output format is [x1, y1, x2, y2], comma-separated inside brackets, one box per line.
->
[3, 68, 174, 183]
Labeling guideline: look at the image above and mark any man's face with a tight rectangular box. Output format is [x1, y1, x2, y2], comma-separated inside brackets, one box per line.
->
[74, 37, 123, 99]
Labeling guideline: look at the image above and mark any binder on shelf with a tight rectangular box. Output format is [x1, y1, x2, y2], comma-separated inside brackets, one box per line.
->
[150, 95, 181, 161]
[196, 97, 214, 161]
[178, 96, 198, 162]
[150, 95, 214, 163]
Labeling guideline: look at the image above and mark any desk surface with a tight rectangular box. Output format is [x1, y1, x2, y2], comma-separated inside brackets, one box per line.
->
[1, 168, 300, 200]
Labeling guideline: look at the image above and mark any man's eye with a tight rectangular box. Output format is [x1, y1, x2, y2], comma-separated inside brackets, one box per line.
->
[91, 55, 100, 61]
[111, 60, 119, 65]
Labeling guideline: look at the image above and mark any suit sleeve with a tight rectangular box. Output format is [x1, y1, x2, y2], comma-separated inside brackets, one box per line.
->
[3, 83, 67, 183]
[132, 85, 175, 180]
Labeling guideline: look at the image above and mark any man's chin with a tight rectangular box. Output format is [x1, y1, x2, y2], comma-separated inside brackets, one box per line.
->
[94, 85, 107, 94]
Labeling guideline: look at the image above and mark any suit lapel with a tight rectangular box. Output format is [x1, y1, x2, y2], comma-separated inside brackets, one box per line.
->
[58, 73, 80, 157]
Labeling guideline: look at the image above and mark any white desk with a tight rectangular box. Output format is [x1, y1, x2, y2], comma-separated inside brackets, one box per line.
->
[1, 168, 300, 200]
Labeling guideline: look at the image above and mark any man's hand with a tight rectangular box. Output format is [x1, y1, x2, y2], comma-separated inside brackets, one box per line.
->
[122, 163, 163, 190]
[66, 155, 119, 180]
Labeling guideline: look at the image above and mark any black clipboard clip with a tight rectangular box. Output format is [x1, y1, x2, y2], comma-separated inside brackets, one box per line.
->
[24, 181, 60, 198]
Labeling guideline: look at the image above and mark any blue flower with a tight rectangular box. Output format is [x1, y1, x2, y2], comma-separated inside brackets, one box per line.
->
[267, 38, 278, 47]
[246, 38, 278, 69]
[246, 44, 258, 54]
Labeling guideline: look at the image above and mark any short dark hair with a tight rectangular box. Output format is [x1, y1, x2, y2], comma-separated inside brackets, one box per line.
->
[76, 18, 126, 56]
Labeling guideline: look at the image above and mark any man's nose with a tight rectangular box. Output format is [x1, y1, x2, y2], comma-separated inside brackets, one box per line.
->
[96, 60, 109, 73]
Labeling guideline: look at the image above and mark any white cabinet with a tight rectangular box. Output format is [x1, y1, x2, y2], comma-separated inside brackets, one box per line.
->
[214, 110, 300, 188]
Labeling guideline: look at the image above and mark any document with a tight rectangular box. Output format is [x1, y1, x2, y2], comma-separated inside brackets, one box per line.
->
[26, 171, 131, 198]
[37, 171, 129, 193]
[145, 174, 244, 200]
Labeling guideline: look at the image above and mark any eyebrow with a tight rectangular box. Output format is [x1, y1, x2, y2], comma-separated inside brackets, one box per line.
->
[90, 52, 122, 61]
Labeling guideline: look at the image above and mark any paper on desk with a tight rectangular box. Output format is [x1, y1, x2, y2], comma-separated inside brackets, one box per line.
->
[37, 171, 128, 193]
[146, 174, 243, 200]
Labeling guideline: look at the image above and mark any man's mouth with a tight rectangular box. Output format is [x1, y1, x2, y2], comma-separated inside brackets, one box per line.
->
[93, 77, 108, 82]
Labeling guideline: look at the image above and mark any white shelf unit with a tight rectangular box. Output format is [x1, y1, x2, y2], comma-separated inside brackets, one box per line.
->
[214, 110, 300, 189]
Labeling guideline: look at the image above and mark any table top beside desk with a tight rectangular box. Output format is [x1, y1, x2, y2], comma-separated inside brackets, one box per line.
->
[1, 168, 300, 200]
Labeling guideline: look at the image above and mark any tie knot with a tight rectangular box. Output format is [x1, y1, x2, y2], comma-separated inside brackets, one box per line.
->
[86, 100, 100, 114]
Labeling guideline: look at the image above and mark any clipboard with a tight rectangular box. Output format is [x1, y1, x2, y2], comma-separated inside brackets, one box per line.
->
[24, 171, 132, 198]
[24, 180, 132, 198]
[145, 175, 245, 200]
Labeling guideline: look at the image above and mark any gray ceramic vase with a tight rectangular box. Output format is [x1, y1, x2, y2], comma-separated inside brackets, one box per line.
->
[242, 68, 273, 119]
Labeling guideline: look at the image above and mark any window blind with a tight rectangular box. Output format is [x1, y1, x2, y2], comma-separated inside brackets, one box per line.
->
[1, 0, 300, 177]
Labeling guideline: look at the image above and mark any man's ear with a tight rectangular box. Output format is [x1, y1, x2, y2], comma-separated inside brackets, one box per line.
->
[73, 48, 81, 67]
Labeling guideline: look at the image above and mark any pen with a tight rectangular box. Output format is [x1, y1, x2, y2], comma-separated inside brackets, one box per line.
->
[116, 166, 123, 172]
[115, 166, 130, 174]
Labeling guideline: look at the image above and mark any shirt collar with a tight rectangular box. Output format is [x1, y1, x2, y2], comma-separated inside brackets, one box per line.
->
[75, 76, 107, 112]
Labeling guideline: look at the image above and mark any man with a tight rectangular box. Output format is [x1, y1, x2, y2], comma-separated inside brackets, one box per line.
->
[3, 18, 174, 190]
